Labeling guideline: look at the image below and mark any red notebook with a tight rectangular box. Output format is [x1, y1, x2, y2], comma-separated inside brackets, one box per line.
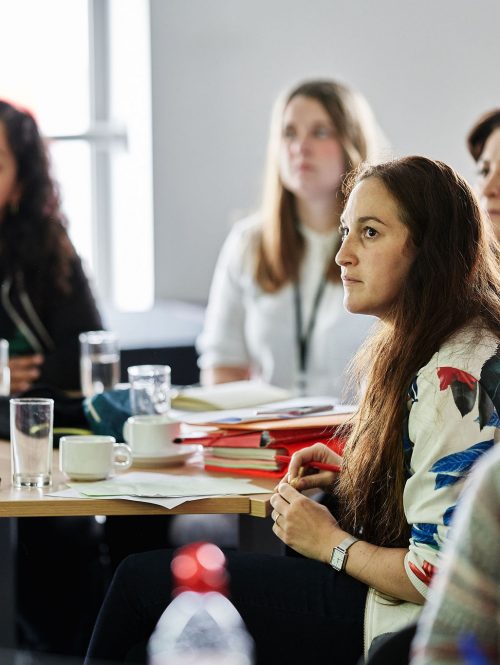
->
[176, 425, 340, 449]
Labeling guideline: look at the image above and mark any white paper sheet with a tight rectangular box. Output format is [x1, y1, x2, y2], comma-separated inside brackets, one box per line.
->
[49, 472, 270, 499]
[47, 487, 222, 509]
[172, 396, 354, 426]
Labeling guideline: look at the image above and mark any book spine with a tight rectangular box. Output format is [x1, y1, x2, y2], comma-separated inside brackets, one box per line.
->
[175, 431, 260, 447]
[262, 430, 343, 448]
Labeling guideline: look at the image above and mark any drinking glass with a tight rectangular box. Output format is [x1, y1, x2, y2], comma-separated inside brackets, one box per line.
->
[10, 398, 54, 488]
[0, 338, 10, 396]
[79, 330, 121, 398]
[128, 364, 171, 415]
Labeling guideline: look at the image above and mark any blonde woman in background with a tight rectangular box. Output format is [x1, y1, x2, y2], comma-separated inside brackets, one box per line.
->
[197, 79, 386, 399]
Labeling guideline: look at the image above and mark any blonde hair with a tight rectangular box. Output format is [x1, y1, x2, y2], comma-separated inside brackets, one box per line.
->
[254, 79, 386, 292]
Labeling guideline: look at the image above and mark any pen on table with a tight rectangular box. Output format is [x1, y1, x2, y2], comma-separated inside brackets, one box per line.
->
[255, 404, 335, 417]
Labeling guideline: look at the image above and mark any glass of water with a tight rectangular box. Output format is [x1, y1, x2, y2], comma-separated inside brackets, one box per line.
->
[79, 330, 121, 398]
[10, 398, 54, 488]
[128, 364, 171, 415]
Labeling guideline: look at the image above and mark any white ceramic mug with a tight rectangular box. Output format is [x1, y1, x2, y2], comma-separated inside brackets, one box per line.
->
[59, 435, 132, 481]
[123, 414, 181, 457]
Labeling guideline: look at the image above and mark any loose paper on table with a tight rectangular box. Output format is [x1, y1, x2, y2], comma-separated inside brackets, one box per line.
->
[48, 472, 270, 510]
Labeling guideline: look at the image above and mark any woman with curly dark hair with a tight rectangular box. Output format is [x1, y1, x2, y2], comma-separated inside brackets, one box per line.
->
[0, 99, 108, 657]
[0, 98, 102, 392]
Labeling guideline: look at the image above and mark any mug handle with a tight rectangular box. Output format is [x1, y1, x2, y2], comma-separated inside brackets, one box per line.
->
[112, 443, 133, 471]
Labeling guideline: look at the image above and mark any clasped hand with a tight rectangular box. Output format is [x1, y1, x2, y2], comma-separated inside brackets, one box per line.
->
[270, 443, 344, 562]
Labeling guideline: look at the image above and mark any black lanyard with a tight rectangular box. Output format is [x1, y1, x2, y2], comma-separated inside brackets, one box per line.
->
[293, 276, 328, 394]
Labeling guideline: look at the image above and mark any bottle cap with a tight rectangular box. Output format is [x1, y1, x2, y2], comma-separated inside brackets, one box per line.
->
[171, 542, 229, 596]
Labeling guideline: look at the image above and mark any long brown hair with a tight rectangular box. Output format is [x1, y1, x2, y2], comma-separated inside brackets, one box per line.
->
[254, 79, 385, 292]
[336, 156, 500, 547]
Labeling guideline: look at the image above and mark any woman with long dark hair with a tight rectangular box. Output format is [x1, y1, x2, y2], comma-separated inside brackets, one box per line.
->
[0, 99, 106, 657]
[85, 156, 500, 665]
[197, 79, 385, 398]
[0, 99, 102, 392]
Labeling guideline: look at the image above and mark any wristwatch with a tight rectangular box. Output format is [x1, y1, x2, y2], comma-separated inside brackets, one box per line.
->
[330, 535, 359, 571]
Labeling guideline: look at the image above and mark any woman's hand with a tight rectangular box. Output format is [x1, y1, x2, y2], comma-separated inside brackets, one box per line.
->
[9, 354, 44, 392]
[270, 481, 346, 562]
[279, 442, 342, 492]
[200, 365, 250, 385]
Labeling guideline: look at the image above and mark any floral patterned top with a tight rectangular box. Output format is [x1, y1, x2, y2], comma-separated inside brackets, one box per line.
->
[365, 321, 500, 653]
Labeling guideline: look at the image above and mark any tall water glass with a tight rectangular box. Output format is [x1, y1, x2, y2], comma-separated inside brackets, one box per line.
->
[0, 338, 10, 396]
[10, 398, 54, 488]
[80, 330, 121, 398]
[128, 364, 171, 415]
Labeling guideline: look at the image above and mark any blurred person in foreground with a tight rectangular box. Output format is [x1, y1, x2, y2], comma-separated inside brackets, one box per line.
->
[411, 443, 500, 664]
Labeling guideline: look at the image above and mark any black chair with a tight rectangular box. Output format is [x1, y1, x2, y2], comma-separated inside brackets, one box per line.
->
[361, 623, 417, 665]
[120, 344, 200, 386]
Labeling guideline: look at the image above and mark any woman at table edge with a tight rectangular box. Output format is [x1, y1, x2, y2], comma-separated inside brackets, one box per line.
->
[85, 156, 500, 665]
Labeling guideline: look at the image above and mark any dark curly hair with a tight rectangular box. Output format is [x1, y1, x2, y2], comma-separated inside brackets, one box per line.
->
[0, 99, 75, 304]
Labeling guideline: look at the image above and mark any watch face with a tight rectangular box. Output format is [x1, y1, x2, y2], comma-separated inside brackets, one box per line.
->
[331, 550, 344, 571]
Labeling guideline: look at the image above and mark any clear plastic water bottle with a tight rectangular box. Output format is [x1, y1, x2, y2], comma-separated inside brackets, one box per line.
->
[148, 542, 254, 665]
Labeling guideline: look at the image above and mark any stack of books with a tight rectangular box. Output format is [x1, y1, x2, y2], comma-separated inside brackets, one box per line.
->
[176, 406, 353, 478]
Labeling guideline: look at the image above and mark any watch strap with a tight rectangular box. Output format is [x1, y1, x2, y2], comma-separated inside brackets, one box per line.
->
[330, 535, 359, 571]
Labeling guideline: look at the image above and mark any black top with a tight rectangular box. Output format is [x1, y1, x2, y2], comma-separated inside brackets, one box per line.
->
[0, 256, 103, 390]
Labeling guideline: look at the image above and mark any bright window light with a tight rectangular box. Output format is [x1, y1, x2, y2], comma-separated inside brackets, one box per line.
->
[0, 0, 92, 270]
[50, 141, 93, 274]
[0, 0, 154, 312]
[109, 0, 154, 312]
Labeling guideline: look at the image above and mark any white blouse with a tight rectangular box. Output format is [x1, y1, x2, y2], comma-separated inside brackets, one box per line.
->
[196, 216, 376, 399]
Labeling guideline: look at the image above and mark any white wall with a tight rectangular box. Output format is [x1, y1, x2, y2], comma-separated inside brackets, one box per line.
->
[150, 0, 500, 304]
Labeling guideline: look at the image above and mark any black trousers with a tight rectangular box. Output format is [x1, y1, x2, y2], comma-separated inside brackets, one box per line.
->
[16, 515, 172, 657]
[85, 548, 367, 665]
[17, 517, 109, 656]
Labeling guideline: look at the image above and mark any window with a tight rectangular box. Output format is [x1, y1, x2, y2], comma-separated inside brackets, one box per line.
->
[0, 0, 153, 311]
